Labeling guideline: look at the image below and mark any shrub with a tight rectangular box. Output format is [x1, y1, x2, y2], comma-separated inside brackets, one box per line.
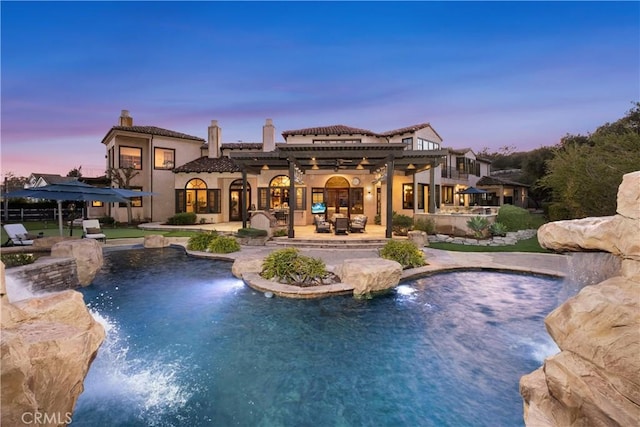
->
[496, 205, 533, 231]
[261, 247, 328, 286]
[208, 236, 241, 253]
[98, 215, 115, 226]
[489, 222, 508, 237]
[187, 231, 219, 251]
[272, 228, 287, 237]
[166, 212, 197, 225]
[374, 214, 381, 225]
[466, 216, 489, 238]
[392, 212, 413, 236]
[413, 217, 435, 234]
[236, 227, 268, 238]
[379, 240, 426, 269]
[1, 253, 35, 268]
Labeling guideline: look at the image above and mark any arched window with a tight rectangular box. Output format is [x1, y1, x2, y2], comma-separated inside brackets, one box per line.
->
[257, 175, 306, 210]
[175, 179, 221, 214]
[269, 175, 290, 209]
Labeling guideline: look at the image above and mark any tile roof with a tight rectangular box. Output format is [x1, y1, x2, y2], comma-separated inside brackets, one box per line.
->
[103, 126, 205, 144]
[380, 122, 433, 137]
[173, 156, 241, 173]
[221, 142, 263, 150]
[282, 125, 378, 137]
[477, 176, 530, 187]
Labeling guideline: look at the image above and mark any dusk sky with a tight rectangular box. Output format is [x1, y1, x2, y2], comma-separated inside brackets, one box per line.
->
[2, 1, 638, 179]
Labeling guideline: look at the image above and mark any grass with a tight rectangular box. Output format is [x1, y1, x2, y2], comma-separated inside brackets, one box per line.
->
[429, 236, 550, 253]
[1, 221, 198, 245]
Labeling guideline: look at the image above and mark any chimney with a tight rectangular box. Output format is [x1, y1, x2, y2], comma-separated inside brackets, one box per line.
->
[262, 118, 275, 152]
[119, 110, 133, 126]
[208, 120, 222, 158]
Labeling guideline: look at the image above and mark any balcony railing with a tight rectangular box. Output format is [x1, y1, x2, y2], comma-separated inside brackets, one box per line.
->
[441, 167, 469, 180]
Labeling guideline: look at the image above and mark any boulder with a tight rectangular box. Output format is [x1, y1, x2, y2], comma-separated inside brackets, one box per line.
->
[335, 258, 402, 298]
[51, 239, 103, 286]
[616, 170, 640, 218]
[144, 234, 170, 248]
[1, 287, 105, 426]
[521, 170, 640, 426]
[407, 230, 429, 247]
[231, 256, 265, 279]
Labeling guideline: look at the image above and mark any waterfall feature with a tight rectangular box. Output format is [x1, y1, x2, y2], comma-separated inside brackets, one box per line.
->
[558, 251, 622, 302]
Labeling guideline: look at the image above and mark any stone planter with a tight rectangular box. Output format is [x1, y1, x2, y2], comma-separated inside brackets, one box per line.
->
[236, 236, 269, 246]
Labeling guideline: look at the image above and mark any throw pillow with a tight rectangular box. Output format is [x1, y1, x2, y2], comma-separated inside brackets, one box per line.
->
[86, 227, 102, 234]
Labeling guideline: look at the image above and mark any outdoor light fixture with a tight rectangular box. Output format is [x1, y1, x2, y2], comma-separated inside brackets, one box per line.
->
[356, 163, 364, 170]
[262, 164, 270, 170]
[360, 157, 370, 165]
[407, 163, 416, 170]
[311, 164, 319, 170]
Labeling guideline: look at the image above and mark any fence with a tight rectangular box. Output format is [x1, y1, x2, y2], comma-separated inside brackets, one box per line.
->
[2, 208, 84, 223]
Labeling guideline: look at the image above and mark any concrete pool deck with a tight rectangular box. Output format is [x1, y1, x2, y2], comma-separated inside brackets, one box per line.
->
[104, 234, 569, 298]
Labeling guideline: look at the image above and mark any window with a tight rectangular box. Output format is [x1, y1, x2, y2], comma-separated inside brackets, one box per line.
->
[119, 146, 142, 169]
[154, 148, 175, 169]
[402, 137, 413, 147]
[402, 184, 414, 210]
[119, 187, 143, 207]
[175, 179, 221, 214]
[91, 200, 103, 207]
[442, 186, 454, 204]
[417, 138, 440, 151]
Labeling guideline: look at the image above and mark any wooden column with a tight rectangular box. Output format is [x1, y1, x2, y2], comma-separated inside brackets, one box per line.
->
[241, 168, 248, 229]
[429, 163, 437, 214]
[385, 155, 395, 239]
[288, 158, 296, 238]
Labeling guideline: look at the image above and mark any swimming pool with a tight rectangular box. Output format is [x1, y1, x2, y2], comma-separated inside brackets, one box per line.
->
[74, 247, 563, 426]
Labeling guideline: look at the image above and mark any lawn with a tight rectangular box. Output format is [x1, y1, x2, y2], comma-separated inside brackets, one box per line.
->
[429, 236, 550, 253]
[1, 221, 197, 245]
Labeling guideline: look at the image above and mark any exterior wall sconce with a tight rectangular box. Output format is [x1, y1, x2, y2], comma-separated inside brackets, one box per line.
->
[407, 163, 416, 170]
[356, 163, 364, 170]
[311, 164, 319, 170]
[262, 164, 270, 170]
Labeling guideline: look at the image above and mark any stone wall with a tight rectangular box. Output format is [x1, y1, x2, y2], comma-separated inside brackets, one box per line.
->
[520, 171, 640, 426]
[6, 258, 79, 295]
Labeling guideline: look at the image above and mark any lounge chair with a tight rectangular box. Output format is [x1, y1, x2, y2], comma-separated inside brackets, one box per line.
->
[314, 215, 331, 233]
[82, 219, 107, 242]
[334, 217, 349, 235]
[3, 224, 42, 246]
[349, 215, 367, 233]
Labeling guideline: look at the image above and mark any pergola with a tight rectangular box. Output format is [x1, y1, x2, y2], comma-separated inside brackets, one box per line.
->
[229, 144, 448, 238]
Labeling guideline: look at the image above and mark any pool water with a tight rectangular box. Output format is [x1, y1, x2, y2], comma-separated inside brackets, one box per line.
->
[74, 247, 563, 426]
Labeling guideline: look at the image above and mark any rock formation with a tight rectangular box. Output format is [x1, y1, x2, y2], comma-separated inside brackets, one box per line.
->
[51, 239, 103, 286]
[1, 261, 105, 426]
[144, 234, 170, 248]
[336, 258, 403, 298]
[520, 171, 640, 426]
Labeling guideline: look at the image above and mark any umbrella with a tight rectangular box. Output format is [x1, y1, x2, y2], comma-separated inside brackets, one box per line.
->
[456, 186, 488, 194]
[4, 180, 151, 236]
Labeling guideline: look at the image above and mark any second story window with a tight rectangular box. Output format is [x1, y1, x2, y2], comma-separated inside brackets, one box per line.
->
[119, 146, 142, 170]
[402, 137, 413, 147]
[154, 147, 175, 169]
[417, 138, 440, 150]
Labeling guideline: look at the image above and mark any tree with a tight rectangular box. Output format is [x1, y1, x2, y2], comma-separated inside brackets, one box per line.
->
[67, 166, 83, 178]
[105, 167, 140, 225]
[3, 172, 29, 193]
[539, 104, 640, 220]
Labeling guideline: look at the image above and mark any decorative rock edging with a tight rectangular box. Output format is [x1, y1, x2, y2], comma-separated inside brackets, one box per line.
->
[428, 229, 537, 246]
[242, 272, 353, 299]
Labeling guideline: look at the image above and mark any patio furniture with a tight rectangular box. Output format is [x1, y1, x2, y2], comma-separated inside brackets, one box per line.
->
[3, 224, 42, 246]
[334, 217, 350, 235]
[314, 215, 331, 233]
[82, 219, 107, 243]
[349, 215, 367, 233]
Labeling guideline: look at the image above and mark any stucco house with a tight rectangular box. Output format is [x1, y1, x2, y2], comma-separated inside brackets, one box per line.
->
[100, 110, 496, 237]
